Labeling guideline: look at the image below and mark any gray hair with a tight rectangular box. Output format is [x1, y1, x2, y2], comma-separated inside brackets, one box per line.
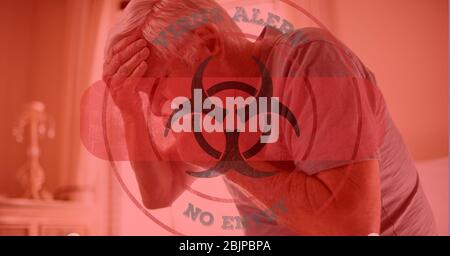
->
[106, 0, 246, 65]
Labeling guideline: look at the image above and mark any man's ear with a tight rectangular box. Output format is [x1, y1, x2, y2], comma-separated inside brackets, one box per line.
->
[192, 24, 223, 56]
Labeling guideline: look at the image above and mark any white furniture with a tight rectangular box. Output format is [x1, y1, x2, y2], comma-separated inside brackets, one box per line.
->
[0, 197, 93, 236]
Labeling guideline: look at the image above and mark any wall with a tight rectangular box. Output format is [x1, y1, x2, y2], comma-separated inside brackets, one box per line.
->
[0, 0, 116, 235]
[0, 0, 69, 197]
[326, 0, 448, 160]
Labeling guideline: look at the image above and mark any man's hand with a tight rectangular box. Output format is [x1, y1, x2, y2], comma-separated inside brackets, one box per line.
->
[101, 34, 197, 209]
[103, 34, 150, 116]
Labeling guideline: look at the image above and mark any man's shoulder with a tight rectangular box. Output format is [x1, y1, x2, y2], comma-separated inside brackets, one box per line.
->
[288, 27, 338, 45]
[268, 27, 373, 79]
[266, 27, 343, 50]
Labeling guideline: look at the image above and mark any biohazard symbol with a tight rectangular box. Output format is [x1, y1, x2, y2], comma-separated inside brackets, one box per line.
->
[164, 57, 300, 178]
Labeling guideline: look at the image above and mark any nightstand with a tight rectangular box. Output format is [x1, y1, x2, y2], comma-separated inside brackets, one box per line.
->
[0, 197, 93, 236]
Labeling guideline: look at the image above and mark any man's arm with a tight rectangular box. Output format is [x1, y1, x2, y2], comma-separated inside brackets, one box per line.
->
[226, 160, 381, 235]
[227, 34, 381, 235]
[123, 114, 195, 209]
[103, 34, 195, 209]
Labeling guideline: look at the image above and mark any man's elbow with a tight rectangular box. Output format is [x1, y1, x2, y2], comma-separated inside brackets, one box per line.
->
[141, 197, 174, 210]
[138, 185, 177, 209]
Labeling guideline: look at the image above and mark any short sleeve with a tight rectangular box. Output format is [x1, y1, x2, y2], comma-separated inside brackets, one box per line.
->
[280, 40, 385, 176]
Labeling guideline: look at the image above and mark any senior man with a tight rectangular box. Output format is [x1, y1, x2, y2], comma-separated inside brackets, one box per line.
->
[102, 0, 436, 236]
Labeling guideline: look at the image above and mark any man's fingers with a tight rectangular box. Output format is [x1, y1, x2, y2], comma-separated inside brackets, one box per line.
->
[116, 47, 150, 77]
[109, 61, 149, 93]
[105, 33, 139, 63]
[104, 39, 148, 77]
[130, 61, 148, 78]
[117, 39, 148, 65]
[111, 33, 140, 57]
[108, 51, 148, 87]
